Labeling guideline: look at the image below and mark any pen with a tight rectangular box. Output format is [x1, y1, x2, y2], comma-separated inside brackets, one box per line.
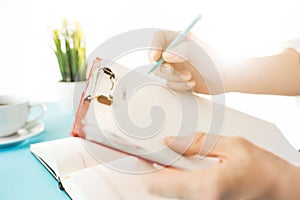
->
[148, 14, 201, 74]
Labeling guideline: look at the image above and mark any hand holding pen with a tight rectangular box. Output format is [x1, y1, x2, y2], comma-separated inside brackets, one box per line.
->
[148, 15, 223, 95]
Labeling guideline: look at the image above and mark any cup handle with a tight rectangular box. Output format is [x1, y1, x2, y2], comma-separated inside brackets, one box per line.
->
[27, 104, 47, 125]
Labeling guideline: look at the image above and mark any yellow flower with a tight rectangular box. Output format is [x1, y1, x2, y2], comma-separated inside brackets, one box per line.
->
[53, 29, 60, 38]
[62, 19, 68, 29]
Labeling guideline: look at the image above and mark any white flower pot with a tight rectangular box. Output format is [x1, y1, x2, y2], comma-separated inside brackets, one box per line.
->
[56, 81, 86, 114]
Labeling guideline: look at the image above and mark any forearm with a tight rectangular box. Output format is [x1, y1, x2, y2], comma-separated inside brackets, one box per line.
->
[223, 48, 300, 95]
[272, 165, 300, 199]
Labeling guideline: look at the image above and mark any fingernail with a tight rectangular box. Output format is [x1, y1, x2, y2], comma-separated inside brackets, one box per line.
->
[160, 65, 174, 75]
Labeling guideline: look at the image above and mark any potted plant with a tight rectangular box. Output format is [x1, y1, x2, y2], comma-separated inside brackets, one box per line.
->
[52, 20, 87, 114]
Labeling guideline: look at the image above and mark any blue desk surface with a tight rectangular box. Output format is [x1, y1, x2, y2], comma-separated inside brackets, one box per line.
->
[0, 103, 72, 200]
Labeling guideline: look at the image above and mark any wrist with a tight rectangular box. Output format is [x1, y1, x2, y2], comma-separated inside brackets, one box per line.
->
[218, 63, 235, 93]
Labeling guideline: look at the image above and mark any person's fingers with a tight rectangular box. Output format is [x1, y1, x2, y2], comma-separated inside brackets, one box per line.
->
[148, 31, 165, 63]
[153, 63, 174, 77]
[160, 64, 174, 75]
[164, 134, 203, 155]
[151, 31, 179, 49]
[166, 80, 195, 91]
[162, 50, 186, 63]
[148, 49, 163, 63]
[149, 31, 178, 63]
[162, 41, 190, 63]
[154, 64, 192, 82]
[164, 133, 237, 158]
[149, 31, 190, 64]
[144, 166, 221, 200]
[144, 167, 196, 199]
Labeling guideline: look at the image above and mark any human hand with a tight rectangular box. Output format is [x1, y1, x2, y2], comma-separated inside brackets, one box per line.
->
[148, 31, 225, 94]
[144, 133, 300, 200]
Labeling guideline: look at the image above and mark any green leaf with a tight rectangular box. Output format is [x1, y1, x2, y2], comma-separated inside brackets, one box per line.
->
[52, 20, 86, 82]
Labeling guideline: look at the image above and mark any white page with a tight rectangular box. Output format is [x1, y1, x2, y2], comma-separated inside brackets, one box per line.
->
[30, 138, 99, 177]
[31, 137, 128, 177]
[62, 156, 176, 200]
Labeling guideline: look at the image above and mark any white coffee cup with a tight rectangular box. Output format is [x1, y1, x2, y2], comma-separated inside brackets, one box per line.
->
[0, 95, 46, 137]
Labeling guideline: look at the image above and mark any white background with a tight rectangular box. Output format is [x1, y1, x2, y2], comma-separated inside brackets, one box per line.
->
[1, 0, 300, 100]
[0, 0, 300, 147]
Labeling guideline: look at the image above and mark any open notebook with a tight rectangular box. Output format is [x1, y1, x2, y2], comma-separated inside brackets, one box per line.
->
[30, 137, 174, 200]
[31, 58, 300, 199]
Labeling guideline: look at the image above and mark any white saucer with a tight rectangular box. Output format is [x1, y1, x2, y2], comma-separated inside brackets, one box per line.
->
[0, 121, 45, 147]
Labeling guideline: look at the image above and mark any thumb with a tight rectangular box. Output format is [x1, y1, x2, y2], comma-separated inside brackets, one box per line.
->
[164, 133, 229, 157]
[162, 41, 190, 63]
[164, 133, 204, 155]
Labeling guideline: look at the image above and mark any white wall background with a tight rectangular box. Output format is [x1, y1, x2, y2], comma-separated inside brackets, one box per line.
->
[1, 0, 300, 101]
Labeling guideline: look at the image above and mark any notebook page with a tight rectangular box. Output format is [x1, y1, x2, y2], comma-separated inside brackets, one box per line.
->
[62, 156, 176, 200]
[30, 137, 100, 177]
